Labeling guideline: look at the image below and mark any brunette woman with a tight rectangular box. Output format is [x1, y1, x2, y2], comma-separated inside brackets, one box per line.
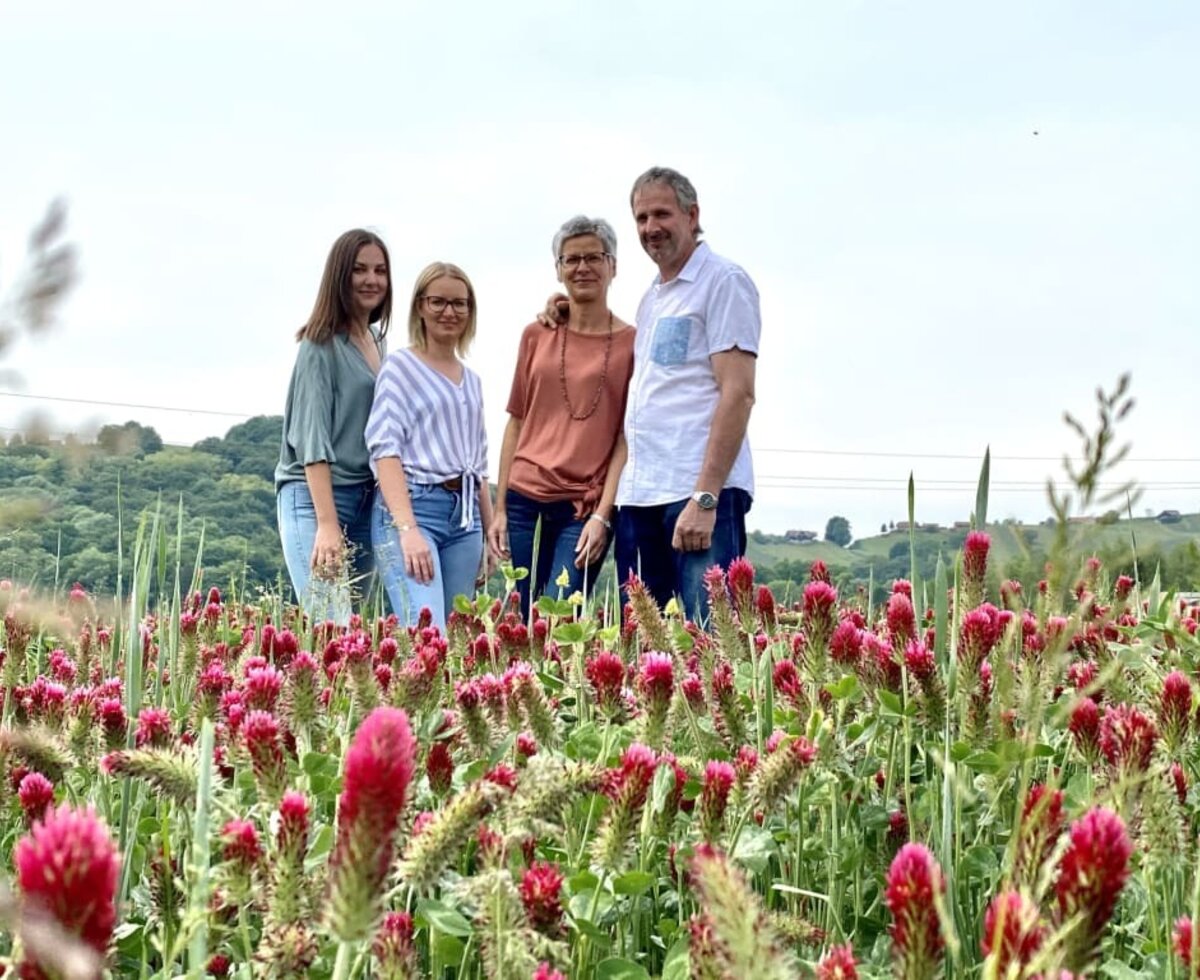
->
[276, 229, 389, 623]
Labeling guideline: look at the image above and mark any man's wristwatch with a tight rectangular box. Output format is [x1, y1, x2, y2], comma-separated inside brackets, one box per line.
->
[691, 490, 719, 510]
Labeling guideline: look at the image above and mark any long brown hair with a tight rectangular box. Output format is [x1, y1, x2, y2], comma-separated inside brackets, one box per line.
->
[295, 229, 393, 343]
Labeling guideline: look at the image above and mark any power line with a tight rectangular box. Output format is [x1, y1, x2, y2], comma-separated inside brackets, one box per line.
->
[4, 389, 1200, 466]
[756, 446, 1200, 464]
[0, 391, 255, 418]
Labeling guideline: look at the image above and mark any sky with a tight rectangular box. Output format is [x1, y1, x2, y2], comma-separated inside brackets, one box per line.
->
[1, 1, 1197, 539]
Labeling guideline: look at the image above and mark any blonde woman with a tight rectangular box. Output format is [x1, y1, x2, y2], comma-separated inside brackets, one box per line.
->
[367, 262, 491, 628]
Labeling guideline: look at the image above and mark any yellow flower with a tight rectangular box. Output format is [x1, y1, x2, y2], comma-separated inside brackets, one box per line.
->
[555, 566, 572, 589]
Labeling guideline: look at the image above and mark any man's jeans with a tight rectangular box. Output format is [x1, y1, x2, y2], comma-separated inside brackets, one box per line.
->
[614, 488, 750, 624]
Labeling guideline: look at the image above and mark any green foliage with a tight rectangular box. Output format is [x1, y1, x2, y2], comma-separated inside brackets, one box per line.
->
[0, 417, 285, 591]
[824, 515, 852, 547]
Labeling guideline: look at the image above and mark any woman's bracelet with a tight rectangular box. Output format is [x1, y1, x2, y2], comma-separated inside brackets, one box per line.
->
[588, 513, 612, 531]
[394, 521, 415, 533]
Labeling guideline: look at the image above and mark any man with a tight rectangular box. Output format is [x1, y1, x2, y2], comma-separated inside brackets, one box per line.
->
[615, 166, 760, 622]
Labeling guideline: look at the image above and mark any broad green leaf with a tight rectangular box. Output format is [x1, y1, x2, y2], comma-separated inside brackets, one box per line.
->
[962, 750, 1002, 775]
[661, 934, 690, 980]
[436, 935, 465, 966]
[569, 887, 614, 923]
[416, 898, 473, 937]
[553, 622, 588, 645]
[671, 621, 695, 652]
[570, 915, 613, 948]
[613, 870, 655, 897]
[595, 958, 651, 980]
[824, 674, 859, 700]
[732, 824, 777, 874]
[650, 764, 675, 816]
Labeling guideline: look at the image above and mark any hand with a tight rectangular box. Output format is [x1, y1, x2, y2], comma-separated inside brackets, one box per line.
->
[535, 293, 570, 328]
[671, 500, 717, 553]
[487, 512, 510, 563]
[574, 517, 609, 568]
[401, 526, 435, 584]
[476, 547, 496, 588]
[310, 524, 346, 578]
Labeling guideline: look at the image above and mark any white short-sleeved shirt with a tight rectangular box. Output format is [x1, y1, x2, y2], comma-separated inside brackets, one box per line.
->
[616, 241, 761, 507]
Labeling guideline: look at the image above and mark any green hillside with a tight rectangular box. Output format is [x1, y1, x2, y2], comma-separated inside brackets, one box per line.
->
[2, 416, 1197, 602]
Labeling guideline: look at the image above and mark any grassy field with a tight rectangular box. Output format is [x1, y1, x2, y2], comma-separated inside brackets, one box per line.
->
[746, 511, 1200, 576]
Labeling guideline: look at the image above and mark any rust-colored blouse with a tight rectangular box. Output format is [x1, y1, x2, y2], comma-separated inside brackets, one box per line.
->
[505, 320, 636, 516]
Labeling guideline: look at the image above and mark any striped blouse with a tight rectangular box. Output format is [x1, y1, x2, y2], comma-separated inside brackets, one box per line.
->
[366, 348, 488, 528]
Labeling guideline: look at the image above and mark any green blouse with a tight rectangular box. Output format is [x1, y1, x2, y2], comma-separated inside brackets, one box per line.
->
[274, 329, 383, 489]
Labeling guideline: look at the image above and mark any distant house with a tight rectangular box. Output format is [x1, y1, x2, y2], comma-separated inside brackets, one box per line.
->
[952, 521, 971, 529]
[785, 529, 818, 542]
[1158, 510, 1183, 524]
[1067, 516, 1095, 525]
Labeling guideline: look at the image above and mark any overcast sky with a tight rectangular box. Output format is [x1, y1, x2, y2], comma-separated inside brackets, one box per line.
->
[1, 1, 1196, 537]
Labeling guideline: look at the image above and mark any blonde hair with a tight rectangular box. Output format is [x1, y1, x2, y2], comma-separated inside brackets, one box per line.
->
[407, 261, 477, 356]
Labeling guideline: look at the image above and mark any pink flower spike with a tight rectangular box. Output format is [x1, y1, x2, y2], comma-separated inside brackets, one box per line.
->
[14, 804, 120, 961]
[325, 706, 416, 942]
[1056, 806, 1132, 968]
[885, 842, 945, 974]
[816, 942, 859, 980]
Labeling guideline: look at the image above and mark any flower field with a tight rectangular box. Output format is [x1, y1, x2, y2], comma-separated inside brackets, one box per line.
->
[2, 514, 1200, 978]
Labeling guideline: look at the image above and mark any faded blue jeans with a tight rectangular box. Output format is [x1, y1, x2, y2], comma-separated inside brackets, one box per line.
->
[277, 479, 375, 625]
[372, 483, 483, 629]
[614, 488, 751, 625]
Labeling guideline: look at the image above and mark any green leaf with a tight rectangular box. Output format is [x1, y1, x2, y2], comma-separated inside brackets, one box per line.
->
[537, 594, 575, 618]
[301, 751, 333, 776]
[553, 622, 588, 645]
[595, 958, 651, 980]
[661, 934, 690, 980]
[824, 674, 859, 701]
[415, 898, 473, 937]
[732, 824, 777, 874]
[569, 888, 614, 923]
[962, 750, 1002, 775]
[435, 935, 466, 966]
[974, 446, 991, 530]
[878, 689, 907, 716]
[961, 844, 999, 880]
[650, 764, 675, 816]
[570, 915, 613, 948]
[1099, 961, 1146, 980]
[671, 621, 695, 652]
[613, 870, 655, 897]
[568, 869, 599, 894]
[452, 594, 475, 615]
[306, 824, 333, 865]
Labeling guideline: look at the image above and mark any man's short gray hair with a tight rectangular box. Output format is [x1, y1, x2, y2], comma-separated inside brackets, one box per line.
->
[552, 216, 618, 260]
[630, 166, 705, 236]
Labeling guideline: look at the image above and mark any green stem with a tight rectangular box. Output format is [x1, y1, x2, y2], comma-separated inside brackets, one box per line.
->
[331, 941, 355, 980]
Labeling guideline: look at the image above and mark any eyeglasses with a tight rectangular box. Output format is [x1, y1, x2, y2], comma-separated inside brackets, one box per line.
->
[423, 296, 470, 315]
[557, 252, 612, 271]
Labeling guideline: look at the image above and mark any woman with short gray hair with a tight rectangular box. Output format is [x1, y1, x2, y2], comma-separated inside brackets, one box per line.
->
[487, 215, 635, 615]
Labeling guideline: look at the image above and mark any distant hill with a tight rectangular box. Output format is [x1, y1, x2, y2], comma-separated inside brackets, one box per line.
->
[2, 416, 1197, 602]
[746, 513, 1200, 604]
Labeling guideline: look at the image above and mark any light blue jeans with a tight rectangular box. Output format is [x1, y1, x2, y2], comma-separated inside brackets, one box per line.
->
[277, 479, 375, 625]
[372, 483, 482, 629]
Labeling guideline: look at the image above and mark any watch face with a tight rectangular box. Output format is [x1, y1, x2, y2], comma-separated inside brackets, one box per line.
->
[695, 492, 718, 510]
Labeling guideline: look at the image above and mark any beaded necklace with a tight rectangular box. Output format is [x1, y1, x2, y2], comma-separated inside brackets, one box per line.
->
[558, 312, 613, 421]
